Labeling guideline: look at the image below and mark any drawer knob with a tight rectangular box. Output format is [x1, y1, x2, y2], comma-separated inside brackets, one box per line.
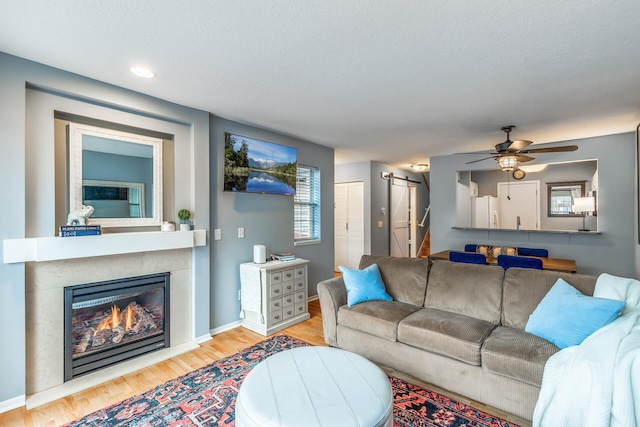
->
[287, 273, 292, 278]
[274, 289, 280, 293]
[274, 302, 280, 307]
[287, 310, 292, 315]
[274, 276, 280, 280]
[275, 315, 280, 320]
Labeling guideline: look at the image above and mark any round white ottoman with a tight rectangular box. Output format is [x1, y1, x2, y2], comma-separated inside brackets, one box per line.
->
[235, 346, 393, 427]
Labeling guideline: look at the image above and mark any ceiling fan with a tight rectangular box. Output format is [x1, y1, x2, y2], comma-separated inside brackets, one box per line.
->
[466, 126, 578, 171]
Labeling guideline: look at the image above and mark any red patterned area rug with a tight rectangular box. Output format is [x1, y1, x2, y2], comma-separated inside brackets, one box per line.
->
[65, 334, 519, 427]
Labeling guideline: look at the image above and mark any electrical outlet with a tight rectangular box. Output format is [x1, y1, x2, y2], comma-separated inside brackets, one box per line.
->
[238, 227, 245, 238]
[378, 221, 383, 228]
[214, 229, 221, 240]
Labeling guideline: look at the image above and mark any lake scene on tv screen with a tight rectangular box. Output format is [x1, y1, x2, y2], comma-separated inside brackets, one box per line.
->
[224, 133, 297, 195]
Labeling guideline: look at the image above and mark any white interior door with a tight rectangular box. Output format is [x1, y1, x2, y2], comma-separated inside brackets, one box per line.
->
[334, 182, 364, 270]
[497, 181, 540, 229]
[391, 178, 410, 257]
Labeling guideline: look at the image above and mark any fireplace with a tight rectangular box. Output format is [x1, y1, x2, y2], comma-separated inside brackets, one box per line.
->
[64, 272, 170, 381]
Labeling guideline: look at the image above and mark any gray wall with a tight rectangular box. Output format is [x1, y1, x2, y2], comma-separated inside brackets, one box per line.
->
[335, 161, 430, 257]
[431, 132, 637, 277]
[0, 52, 211, 405]
[210, 116, 335, 329]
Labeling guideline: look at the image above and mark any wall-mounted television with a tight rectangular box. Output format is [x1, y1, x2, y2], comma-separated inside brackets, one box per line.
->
[224, 132, 297, 195]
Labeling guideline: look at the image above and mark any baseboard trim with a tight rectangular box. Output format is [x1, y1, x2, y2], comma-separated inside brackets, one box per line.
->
[211, 320, 242, 336]
[26, 341, 199, 409]
[211, 297, 317, 336]
[194, 333, 212, 344]
[0, 394, 25, 414]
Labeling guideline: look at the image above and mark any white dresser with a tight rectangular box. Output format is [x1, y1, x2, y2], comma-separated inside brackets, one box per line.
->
[240, 258, 310, 336]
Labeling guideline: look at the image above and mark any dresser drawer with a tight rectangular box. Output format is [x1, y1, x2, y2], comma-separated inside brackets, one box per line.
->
[269, 297, 283, 312]
[269, 271, 283, 284]
[295, 267, 305, 278]
[269, 283, 283, 299]
[295, 291, 306, 303]
[295, 279, 305, 291]
[270, 309, 283, 324]
[295, 302, 306, 315]
[283, 269, 295, 281]
[283, 294, 295, 307]
[282, 306, 295, 320]
[282, 281, 295, 294]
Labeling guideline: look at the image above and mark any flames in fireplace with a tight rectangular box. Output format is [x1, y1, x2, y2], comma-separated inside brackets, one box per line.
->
[74, 299, 162, 356]
[94, 303, 146, 336]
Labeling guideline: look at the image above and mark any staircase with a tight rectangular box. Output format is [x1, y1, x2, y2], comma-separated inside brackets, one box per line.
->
[418, 229, 430, 258]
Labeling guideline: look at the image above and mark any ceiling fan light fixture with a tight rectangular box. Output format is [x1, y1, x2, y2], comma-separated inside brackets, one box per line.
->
[498, 155, 518, 171]
[519, 164, 548, 173]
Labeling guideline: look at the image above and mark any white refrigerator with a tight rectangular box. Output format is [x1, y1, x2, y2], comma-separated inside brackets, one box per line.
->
[472, 196, 500, 229]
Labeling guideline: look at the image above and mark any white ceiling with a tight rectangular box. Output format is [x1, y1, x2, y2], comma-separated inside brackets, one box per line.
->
[2, 1, 639, 170]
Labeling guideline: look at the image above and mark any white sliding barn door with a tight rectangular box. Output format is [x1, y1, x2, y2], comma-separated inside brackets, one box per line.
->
[391, 178, 410, 257]
[334, 182, 364, 270]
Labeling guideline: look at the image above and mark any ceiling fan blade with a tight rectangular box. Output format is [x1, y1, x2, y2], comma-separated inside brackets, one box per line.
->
[509, 139, 533, 151]
[515, 154, 535, 163]
[465, 156, 498, 164]
[519, 145, 578, 154]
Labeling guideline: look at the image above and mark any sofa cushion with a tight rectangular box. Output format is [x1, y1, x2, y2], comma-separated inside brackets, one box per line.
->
[339, 263, 393, 307]
[482, 326, 560, 387]
[359, 255, 429, 306]
[501, 268, 598, 329]
[338, 300, 422, 342]
[397, 307, 496, 365]
[424, 260, 504, 324]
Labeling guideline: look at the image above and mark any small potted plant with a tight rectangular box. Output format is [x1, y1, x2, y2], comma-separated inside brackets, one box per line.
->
[177, 209, 191, 231]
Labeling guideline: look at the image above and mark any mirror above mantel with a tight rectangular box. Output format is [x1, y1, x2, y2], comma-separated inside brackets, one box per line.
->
[68, 122, 164, 227]
[456, 159, 598, 232]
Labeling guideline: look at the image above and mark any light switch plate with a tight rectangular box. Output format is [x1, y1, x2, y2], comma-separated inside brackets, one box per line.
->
[214, 229, 221, 240]
[238, 227, 245, 238]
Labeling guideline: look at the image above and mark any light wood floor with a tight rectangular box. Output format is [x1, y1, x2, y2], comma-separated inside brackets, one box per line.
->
[0, 299, 529, 427]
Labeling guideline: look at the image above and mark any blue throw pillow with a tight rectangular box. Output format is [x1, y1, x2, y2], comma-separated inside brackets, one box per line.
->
[525, 278, 626, 349]
[339, 264, 393, 307]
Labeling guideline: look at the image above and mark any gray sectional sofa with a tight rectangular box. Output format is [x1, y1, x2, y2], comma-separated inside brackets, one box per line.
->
[317, 255, 597, 421]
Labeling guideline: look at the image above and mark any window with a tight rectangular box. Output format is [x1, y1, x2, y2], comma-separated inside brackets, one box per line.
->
[294, 165, 320, 244]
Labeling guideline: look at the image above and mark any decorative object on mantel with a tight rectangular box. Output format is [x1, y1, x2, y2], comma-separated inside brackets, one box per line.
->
[177, 209, 191, 231]
[59, 225, 101, 237]
[160, 221, 176, 232]
[66, 204, 94, 226]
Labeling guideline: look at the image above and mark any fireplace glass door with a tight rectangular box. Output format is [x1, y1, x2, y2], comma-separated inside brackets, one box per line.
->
[64, 272, 170, 380]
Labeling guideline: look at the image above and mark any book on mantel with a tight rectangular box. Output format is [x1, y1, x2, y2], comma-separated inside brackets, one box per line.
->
[271, 253, 295, 261]
[59, 225, 101, 237]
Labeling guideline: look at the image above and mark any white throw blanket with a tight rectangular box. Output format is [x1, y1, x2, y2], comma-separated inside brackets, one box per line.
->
[533, 273, 640, 427]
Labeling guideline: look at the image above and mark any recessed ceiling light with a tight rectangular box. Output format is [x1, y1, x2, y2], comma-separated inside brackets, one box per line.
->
[130, 66, 156, 79]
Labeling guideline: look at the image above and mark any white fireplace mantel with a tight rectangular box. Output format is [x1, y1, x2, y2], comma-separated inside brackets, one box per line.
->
[3, 230, 207, 264]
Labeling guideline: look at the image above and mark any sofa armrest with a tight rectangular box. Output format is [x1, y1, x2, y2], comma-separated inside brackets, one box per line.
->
[317, 277, 347, 347]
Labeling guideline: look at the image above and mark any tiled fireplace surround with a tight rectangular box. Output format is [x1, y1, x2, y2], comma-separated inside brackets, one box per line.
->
[24, 248, 197, 408]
